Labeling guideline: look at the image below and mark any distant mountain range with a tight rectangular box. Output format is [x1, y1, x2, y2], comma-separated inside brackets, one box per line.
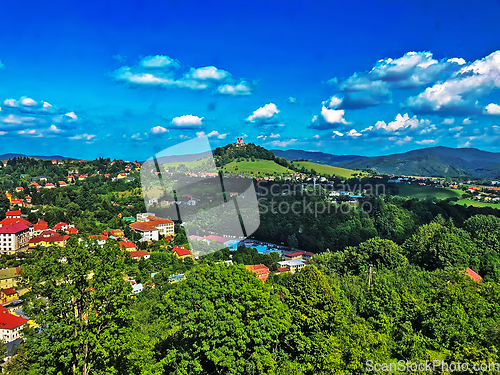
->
[337, 146, 500, 179]
[271, 149, 365, 164]
[0, 153, 75, 161]
[274, 146, 500, 179]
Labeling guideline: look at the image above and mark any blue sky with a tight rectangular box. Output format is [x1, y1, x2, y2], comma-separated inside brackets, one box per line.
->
[1, 0, 500, 160]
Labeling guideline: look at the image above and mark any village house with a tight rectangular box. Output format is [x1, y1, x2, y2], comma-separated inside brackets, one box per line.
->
[278, 259, 307, 273]
[28, 230, 69, 249]
[0, 288, 19, 304]
[172, 246, 192, 260]
[0, 223, 30, 254]
[244, 264, 270, 282]
[130, 222, 159, 242]
[0, 305, 28, 343]
[119, 241, 137, 251]
[129, 250, 151, 261]
[143, 218, 175, 236]
[58, 181, 67, 188]
[283, 251, 314, 261]
[33, 219, 48, 236]
[5, 210, 21, 219]
[0, 268, 20, 290]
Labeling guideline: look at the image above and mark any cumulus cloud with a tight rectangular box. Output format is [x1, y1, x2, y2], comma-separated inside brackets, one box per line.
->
[216, 81, 253, 96]
[151, 126, 168, 134]
[347, 129, 362, 137]
[374, 113, 430, 132]
[309, 106, 348, 130]
[246, 103, 280, 124]
[171, 114, 204, 128]
[406, 50, 500, 115]
[69, 133, 96, 141]
[332, 130, 344, 137]
[287, 96, 297, 104]
[328, 51, 467, 110]
[185, 66, 230, 81]
[485, 103, 500, 115]
[113, 55, 253, 96]
[270, 138, 297, 147]
[139, 55, 180, 69]
[415, 139, 436, 145]
[206, 130, 228, 139]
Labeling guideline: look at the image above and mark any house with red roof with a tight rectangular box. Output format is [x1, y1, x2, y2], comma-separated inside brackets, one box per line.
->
[130, 222, 159, 242]
[44, 183, 55, 189]
[29, 230, 69, 250]
[463, 268, 482, 282]
[129, 250, 151, 261]
[0, 287, 19, 304]
[28, 182, 41, 190]
[15, 187, 24, 193]
[5, 210, 21, 218]
[119, 241, 137, 251]
[245, 264, 270, 282]
[284, 251, 314, 261]
[172, 246, 192, 260]
[58, 181, 67, 188]
[33, 219, 48, 235]
[89, 234, 108, 241]
[0, 305, 28, 343]
[25, 196, 31, 203]
[52, 222, 68, 231]
[143, 218, 174, 236]
[65, 227, 78, 235]
[110, 229, 124, 238]
[10, 198, 22, 206]
[0, 223, 30, 254]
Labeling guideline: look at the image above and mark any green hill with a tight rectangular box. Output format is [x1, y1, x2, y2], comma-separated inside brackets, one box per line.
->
[221, 159, 293, 176]
[291, 161, 365, 178]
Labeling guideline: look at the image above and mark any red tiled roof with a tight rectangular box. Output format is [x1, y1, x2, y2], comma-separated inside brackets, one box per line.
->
[129, 250, 150, 258]
[277, 267, 290, 272]
[146, 219, 174, 225]
[0, 309, 28, 330]
[0, 223, 29, 234]
[173, 246, 191, 257]
[29, 231, 68, 244]
[52, 222, 68, 229]
[1, 218, 31, 227]
[65, 227, 78, 234]
[5, 210, 21, 217]
[463, 267, 482, 282]
[285, 251, 314, 257]
[130, 222, 157, 232]
[203, 235, 230, 244]
[89, 234, 108, 241]
[119, 241, 137, 249]
[2, 288, 17, 296]
[33, 219, 48, 231]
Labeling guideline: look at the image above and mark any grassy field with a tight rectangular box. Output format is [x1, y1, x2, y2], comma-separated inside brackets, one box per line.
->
[396, 185, 462, 199]
[291, 161, 364, 178]
[222, 160, 294, 176]
[456, 199, 500, 209]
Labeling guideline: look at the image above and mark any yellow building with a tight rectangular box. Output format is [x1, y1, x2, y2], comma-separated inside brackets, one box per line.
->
[0, 268, 20, 290]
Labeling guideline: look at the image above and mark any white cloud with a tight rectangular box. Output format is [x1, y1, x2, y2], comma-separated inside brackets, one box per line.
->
[64, 112, 78, 120]
[320, 106, 347, 124]
[269, 133, 280, 138]
[171, 115, 204, 128]
[20, 97, 37, 107]
[313, 134, 320, 139]
[447, 57, 466, 65]
[3, 99, 17, 107]
[332, 130, 344, 137]
[139, 55, 180, 69]
[347, 129, 362, 137]
[151, 126, 168, 134]
[186, 66, 230, 81]
[271, 138, 297, 147]
[485, 103, 500, 115]
[323, 96, 342, 109]
[442, 118, 455, 125]
[462, 117, 473, 125]
[287, 96, 297, 104]
[395, 136, 412, 145]
[415, 139, 436, 145]
[48, 125, 61, 132]
[216, 81, 253, 96]
[375, 113, 429, 132]
[70, 134, 96, 140]
[406, 50, 500, 113]
[207, 130, 228, 139]
[246, 103, 279, 123]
